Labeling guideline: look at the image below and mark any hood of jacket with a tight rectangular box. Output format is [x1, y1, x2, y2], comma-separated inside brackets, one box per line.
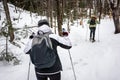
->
[38, 24, 53, 34]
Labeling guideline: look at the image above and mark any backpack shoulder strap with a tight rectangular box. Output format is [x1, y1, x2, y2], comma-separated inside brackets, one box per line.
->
[32, 35, 43, 47]
[44, 34, 53, 49]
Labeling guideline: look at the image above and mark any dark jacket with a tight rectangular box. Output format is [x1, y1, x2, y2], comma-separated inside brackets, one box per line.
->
[35, 37, 72, 75]
[24, 24, 72, 75]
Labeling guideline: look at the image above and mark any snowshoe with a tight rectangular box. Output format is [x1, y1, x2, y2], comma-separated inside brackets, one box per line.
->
[89, 38, 92, 41]
[92, 40, 96, 43]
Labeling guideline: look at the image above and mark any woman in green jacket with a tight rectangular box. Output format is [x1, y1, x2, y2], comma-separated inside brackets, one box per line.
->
[87, 15, 99, 42]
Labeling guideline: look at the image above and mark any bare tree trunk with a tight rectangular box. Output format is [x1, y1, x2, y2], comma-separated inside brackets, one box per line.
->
[112, 8, 120, 34]
[47, 0, 50, 22]
[3, 0, 14, 42]
[50, 0, 53, 28]
[61, 0, 64, 24]
[67, 15, 70, 33]
[88, 0, 93, 18]
[73, 0, 78, 20]
[14, 0, 18, 13]
[55, 0, 62, 36]
[99, 0, 102, 23]
[54, 17, 57, 34]
[109, 0, 120, 34]
[0, 9, 1, 20]
[89, 8, 91, 18]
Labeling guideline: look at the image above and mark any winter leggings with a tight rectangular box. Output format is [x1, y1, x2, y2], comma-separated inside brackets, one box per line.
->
[89, 27, 96, 40]
[36, 72, 61, 80]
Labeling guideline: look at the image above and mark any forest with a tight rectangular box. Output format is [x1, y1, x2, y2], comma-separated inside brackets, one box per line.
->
[0, 1, 120, 80]
[2, 0, 120, 38]
[0, 0, 120, 64]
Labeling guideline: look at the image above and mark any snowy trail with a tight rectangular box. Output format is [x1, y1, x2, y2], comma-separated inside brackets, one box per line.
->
[0, 19, 120, 80]
[60, 19, 120, 80]
[1, 3, 120, 80]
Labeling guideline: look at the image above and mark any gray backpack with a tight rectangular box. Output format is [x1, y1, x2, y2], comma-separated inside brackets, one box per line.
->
[30, 34, 56, 69]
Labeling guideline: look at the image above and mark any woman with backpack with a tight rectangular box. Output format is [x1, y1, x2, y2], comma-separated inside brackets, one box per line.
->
[24, 19, 72, 80]
[87, 15, 99, 42]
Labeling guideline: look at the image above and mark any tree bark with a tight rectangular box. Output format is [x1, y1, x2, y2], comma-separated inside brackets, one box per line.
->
[88, 0, 93, 18]
[55, 0, 62, 36]
[112, 8, 120, 34]
[3, 0, 14, 42]
[50, 0, 53, 28]
[99, 0, 102, 23]
[109, 0, 120, 34]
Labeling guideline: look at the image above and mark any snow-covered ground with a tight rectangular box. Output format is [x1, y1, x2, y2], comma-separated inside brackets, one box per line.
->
[0, 3, 120, 80]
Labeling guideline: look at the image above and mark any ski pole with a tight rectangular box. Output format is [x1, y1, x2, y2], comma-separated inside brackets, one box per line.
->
[85, 24, 88, 41]
[97, 24, 100, 42]
[27, 60, 31, 80]
[68, 50, 77, 80]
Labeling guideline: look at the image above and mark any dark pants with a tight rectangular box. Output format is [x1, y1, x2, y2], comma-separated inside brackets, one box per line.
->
[36, 72, 61, 80]
[89, 27, 96, 40]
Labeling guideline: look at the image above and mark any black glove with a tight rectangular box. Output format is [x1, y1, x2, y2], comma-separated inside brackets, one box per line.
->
[29, 32, 35, 39]
[29, 35, 34, 39]
[62, 32, 68, 36]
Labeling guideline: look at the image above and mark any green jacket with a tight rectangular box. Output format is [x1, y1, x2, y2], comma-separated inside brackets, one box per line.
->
[87, 19, 99, 27]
